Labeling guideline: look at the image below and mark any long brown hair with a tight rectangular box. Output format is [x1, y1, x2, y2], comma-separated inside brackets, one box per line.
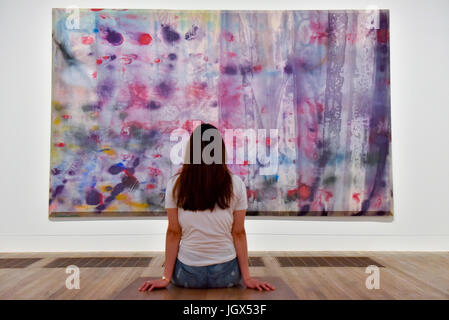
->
[172, 123, 233, 211]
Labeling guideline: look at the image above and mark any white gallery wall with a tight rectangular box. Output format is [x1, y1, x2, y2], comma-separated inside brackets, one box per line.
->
[0, 0, 448, 252]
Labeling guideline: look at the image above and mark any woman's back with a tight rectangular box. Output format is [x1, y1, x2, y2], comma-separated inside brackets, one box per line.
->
[139, 123, 274, 291]
[165, 173, 247, 266]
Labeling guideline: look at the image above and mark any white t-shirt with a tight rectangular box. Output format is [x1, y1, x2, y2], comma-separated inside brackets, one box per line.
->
[164, 173, 248, 266]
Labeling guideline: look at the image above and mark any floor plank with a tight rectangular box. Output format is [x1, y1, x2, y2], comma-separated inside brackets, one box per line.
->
[0, 251, 447, 300]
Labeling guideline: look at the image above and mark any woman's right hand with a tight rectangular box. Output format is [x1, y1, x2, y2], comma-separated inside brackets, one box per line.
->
[242, 277, 276, 291]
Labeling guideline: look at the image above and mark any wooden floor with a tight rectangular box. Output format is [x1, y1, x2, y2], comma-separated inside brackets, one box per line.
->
[0, 251, 448, 300]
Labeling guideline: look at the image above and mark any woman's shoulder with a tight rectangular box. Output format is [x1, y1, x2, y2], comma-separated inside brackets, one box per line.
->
[166, 174, 180, 188]
[230, 173, 246, 190]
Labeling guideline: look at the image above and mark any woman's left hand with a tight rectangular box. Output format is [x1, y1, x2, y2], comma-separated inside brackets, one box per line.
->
[138, 278, 170, 292]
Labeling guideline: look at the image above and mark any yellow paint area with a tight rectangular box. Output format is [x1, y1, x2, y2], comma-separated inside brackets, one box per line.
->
[100, 146, 116, 157]
[115, 193, 149, 210]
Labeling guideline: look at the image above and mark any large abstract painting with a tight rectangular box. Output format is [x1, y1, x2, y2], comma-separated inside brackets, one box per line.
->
[50, 9, 393, 217]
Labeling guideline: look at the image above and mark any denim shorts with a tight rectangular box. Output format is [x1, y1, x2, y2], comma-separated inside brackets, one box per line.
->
[171, 257, 242, 289]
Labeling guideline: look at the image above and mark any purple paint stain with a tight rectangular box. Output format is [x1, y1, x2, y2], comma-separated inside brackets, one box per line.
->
[148, 100, 161, 110]
[108, 163, 125, 175]
[284, 64, 293, 74]
[122, 175, 139, 189]
[49, 184, 65, 204]
[298, 205, 310, 216]
[132, 157, 140, 167]
[98, 79, 114, 103]
[185, 25, 199, 40]
[223, 64, 238, 75]
[161, 25, 180, 44]
[240, 65, 252, 76]
[106, 29, 124, 46]
[86, 188, 102, 205]
[52, 185, 64, 197]
[155, 81, 173, 99]
[111, 183, 125, 197]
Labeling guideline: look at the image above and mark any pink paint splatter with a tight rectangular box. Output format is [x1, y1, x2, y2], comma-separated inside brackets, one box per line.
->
[223, 31, 234, 42]
[148, 167, 162, 176]
[81, 36, 94, 45]
[253, 65, 262, 72]
[352, 192, 361, 203]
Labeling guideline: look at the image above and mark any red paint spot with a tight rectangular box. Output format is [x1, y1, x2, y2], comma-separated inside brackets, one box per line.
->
[139, 33, 153, 45]
[352, 192, 361, 203]
[96, 59, 102, 65]
[346, 32, 357, 45]
[322, 190, 333, 202]
[287, 189, 297, 198]
[154, 58, 161, 63]
[377, 29, 389, 43]
[146, 184, 156, 189]
[310, 32, 328, 43]
[62, 114, 71, 119]
[247, 190, 257, 199]
[227, 51, 237, 57]
[253, 65, 262, 72]
[243, 160, 249, 166]
[92, 71, 97, 79]
[98, 193, 104, 205]
[181, 120, 202, 133]
[266, 138, 271, 146]
[298, 184, 311, 200]
[91, 9, 103, 11]
[148, 167, 162, 176]
[81, 36, 94, 45]
[55, 142, 65, 147]
[309, 19, 328, 44]
[153, 154, 162, 158]
[102, 55, 109, 60]
[223, 31, 234, 42]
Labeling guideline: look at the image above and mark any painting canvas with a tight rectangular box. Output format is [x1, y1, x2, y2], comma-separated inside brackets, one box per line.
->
[50, 9, 393, 217]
